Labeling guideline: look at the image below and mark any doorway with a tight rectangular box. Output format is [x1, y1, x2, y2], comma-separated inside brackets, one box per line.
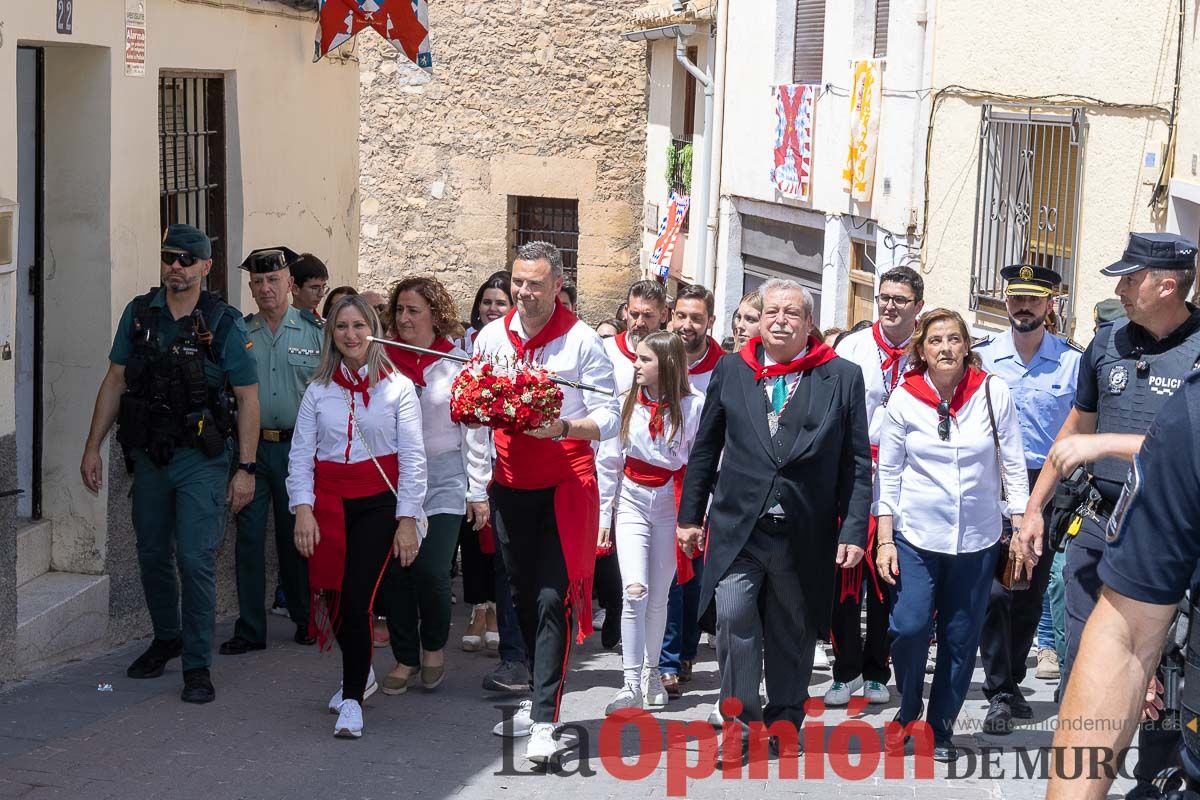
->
[15, 46, 45, 521]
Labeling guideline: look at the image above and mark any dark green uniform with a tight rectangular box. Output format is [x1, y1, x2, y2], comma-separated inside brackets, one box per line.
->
[231, 306, 323, 644]
[110, 287, 257, 672]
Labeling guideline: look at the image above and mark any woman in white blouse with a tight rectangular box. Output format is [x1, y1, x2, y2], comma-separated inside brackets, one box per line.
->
[596, 330, 704, 714]
[287, 295, 427, 739]
[874, 308, 1028, 762]
[377, 276, 492, 694]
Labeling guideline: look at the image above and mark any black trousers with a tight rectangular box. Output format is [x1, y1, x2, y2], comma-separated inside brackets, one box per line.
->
[458, 514, 496, 606]
[829, 573, 892, 684]
[336, 492, 396, 703]
[490, 483, 572, 724]
[980, 468, 1056, 701]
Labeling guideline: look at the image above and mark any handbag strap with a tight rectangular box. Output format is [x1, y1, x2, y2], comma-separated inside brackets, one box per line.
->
[341, 388, 399, 499]
[983, 376, 1008, 503]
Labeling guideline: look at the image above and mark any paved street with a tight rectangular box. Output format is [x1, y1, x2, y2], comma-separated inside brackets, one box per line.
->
[0, 595, 1134, 800]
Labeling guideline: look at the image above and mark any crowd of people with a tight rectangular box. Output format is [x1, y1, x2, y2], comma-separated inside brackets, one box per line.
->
[79, 223, 1200, 792]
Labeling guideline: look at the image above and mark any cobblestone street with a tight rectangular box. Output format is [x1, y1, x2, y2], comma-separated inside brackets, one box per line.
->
[0, 594, 1135, 800]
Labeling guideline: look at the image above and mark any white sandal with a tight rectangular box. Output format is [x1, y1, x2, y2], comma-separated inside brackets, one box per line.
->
[462, 604, 486, 652]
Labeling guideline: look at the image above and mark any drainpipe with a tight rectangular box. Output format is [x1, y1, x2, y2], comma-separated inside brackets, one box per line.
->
[674, 38, 714, 286]
[702, 0, 730, 291]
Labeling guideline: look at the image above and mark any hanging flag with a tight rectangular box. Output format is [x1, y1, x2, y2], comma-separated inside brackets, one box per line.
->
[649, 192, 691, 282]
[843, 59, 882, 202]
[315, 0, 433, 72]
[769, 84, 817, 201]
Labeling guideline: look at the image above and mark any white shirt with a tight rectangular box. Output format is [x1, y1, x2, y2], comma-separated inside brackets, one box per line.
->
[287, 363, 428, 521]
[687, 341, 720, 395]
[876, 373, 1030, 554]
[597, 390, 705, 524]
[603, 334, 637, 396]
[836, 325, 912, 447]
[473, 313, 620, 439]
[419, 348, 492, 516]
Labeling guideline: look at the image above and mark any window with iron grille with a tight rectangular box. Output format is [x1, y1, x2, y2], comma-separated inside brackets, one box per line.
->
[873, 0, 890, 58]
[510, 197, 580, 283]
[159, 73, 228, 297]
[970, 105, 1086, 324]
[792, 0, 826, 85]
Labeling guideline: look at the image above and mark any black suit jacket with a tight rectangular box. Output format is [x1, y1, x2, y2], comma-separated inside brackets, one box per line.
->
[678, 349, 872, 636]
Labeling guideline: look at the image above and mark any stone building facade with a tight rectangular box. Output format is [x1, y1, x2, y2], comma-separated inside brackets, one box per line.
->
[358, 0, 648, 323]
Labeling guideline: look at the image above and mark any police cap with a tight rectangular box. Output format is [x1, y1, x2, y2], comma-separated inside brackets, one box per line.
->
[1101, 232, 1198, 277]
[162, 224, 212, 260]
[1000, 264, 1062, 297]
[1094, 298, 1127, 324]
[239, 247, 301, 274]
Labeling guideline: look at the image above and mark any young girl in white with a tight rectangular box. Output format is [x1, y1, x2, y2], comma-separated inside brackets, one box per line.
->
[597, 330, 704, 713]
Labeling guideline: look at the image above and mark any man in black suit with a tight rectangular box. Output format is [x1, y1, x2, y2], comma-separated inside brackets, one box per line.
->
[677, 278, 872, 764]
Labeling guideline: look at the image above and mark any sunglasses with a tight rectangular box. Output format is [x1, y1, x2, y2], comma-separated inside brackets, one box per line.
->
[161, 250, 198, 268]
[937, 400, 951, 441]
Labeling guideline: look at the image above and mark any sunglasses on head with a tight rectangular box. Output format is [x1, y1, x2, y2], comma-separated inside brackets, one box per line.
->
[937, 400, 951, 441]
[161, 250, 198, 268]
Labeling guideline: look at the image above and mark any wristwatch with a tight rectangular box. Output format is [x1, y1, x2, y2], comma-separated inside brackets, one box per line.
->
[237, 462, 257, 475]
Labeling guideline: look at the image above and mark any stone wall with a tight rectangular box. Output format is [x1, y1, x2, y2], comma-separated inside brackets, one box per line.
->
[358, 0, 649, 324]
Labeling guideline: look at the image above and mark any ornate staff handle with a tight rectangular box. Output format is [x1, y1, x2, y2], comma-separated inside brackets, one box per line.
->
[366, 336, 615, 397]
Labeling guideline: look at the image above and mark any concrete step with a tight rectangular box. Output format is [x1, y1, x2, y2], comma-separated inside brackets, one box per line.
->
[16, 572, 110, 670]
[16, 520, 52, 588]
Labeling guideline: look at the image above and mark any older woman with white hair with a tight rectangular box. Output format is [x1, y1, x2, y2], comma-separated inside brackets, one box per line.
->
[287, 295, 427, 739]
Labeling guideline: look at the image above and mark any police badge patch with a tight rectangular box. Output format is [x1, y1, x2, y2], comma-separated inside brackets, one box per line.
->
[1108, 364, 1129, 395]
[1107, 454, 1143, 543]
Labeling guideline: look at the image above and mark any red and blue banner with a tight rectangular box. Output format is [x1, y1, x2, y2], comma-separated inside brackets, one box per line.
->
[770, 83, 816, 201]
[316, 0, 433, 72]
[649, 192, 691, 282]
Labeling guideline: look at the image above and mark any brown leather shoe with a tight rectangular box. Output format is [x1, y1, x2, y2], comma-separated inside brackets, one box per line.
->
[661, 672, 682, 697]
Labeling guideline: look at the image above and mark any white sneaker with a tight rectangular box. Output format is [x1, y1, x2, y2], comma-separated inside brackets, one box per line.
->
[328, 666, 377, 714]
[644, 670, 668, 710]
[333, 699, 363, 739]
[925, 645, 937, 675]
[605, 684, 643, 715]
[707, 702, 723, 728]
[863, 680, 890, 704]
[493, 699, 534, 737]
[823, 676, 865, 706]
[813, 644, 830, 670]
[525, 722, 565, 764]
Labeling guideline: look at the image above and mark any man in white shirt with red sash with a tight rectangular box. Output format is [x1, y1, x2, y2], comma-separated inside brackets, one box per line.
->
[473, 241, 620, 765]
[828, 266, 925, 707]
[603, 279, 669, 394]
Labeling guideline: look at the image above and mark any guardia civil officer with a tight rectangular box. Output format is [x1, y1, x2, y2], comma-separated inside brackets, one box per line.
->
[975, 265, 1082, 734]
[1015, 232, 1200, 691]
[1045, 371, 1200, 800]
[219, 248, 323, 656]
[80, 224, 260, 704]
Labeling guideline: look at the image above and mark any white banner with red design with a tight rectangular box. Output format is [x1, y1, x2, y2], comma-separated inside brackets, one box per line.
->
[770, 84, 817, 201]
[649, 192, 691, 282]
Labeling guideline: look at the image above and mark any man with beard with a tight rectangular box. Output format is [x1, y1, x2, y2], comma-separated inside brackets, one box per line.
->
[974, 265, 1081, 734]
[604, 280, 669, 394]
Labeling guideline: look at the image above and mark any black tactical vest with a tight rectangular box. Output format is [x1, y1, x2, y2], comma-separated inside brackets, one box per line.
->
[116, 288, 238, 467]
[1091, 318, 1200, 485]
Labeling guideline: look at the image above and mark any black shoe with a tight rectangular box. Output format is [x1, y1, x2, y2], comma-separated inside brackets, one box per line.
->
[181, 668, 215, 704]
[126, 637, 183, 679]
[1009, 693, 1034, 719]
[294, 625, 316, 646]
[218, 636, 266, 655]
[714, 740, 751, 769]
[932, 742, 958, 762]
[982, 695, 1013, 735]
[1125, 779, 1164, 800]
[601, 611, 621, 650]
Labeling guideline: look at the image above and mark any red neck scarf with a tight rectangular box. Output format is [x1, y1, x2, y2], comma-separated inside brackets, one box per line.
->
[387, 337, 455, 388]
[613, 331, 638, 363]
[639, 388, 667, 441]
[505, 301, 578, 362]
[688, 337, 724, 375]
[872, 321, 911, 390]
[899, 366, 988, 416]
[332, 363, 374, 407]
[738, 335, 837, 380]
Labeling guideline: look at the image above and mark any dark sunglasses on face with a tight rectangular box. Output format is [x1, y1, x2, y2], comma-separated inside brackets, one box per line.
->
[937, 400, 951, 441]
[161, 250, 198, 268]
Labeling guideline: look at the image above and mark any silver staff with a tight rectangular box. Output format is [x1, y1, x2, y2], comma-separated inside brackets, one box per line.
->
[366, 336, 615, 396]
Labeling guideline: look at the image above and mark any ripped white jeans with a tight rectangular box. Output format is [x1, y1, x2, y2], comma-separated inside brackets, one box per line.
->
[615, 480, 679, 687]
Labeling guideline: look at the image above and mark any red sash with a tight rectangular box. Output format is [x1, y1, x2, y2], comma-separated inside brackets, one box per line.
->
[688, 338, 724, 375]
[738, 335, 837, 380]
[899, 366, 988, 416]
[613, 331, 637, 363]
[837, 443, 884, 607]
[386, 337, 455, 387]
[308, 453, 399, 650]
[623, 456, 695, 585]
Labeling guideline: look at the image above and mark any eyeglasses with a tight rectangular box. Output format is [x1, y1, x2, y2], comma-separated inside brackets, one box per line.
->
[937, 400, 951, 441]
[876, 294, 915, 308]
[161, 250, 198, 268]
[303, 282, 330, 296]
